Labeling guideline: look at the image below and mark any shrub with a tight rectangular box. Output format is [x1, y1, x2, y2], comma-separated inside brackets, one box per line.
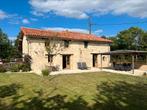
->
[10, 64, 20, 72]
[42, 69, 50, 76]
[143, 72, 147, 76]
[0, 65, 7, 73]
[10, 63, 31, 72]
[20, 64, 31, 72]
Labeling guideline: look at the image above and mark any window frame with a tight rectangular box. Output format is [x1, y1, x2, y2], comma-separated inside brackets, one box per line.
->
[48, 54, 54, 63]
[64, 40, 69, 48]
[45, 41, 50, 47]
[84, 41, 88, 48]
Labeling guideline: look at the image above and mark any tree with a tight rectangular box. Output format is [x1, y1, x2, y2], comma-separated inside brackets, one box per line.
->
[11, 35, 22, 58]
[45, 36, 64, 66]
[0, 28, 12, 59]
[110, 27, 146, 51]
[0, 28, 22, 60]
[142, 32, 147, 51]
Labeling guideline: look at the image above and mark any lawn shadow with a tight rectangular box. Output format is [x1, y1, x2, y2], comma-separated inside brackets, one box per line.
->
[93, 81, 147, 110]
[1, 80, 147, 110]
[0, 84, 91, 110]
[0, 84, 21, 98]
[17, 90, 91, 110]
[0, 83, 22, 110]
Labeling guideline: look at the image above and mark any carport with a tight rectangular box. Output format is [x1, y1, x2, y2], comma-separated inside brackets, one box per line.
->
[98, 50, 147, 74]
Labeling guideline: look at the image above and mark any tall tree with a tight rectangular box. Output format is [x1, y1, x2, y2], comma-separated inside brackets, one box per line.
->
[142, 32, 147, 51]
[11, 35, 22, 58]
[0, 28, 22, 60]
[110, 27, 146, 51]
[45, 37, 64, 66]
[0, 28, 12, 59]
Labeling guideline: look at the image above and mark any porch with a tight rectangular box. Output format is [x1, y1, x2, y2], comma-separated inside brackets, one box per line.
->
[98, 50, 147, 74]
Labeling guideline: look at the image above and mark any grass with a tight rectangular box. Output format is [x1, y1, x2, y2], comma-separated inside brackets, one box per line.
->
[0, 72, 147, 110]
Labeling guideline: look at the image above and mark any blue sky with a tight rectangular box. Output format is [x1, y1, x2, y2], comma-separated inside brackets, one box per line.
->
[0, 0, 147, 40]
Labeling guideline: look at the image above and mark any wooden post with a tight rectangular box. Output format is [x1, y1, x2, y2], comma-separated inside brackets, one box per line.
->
[132, 55, 135, 74]
[146, 55, 147, 64]
[101, 54, 103, 70]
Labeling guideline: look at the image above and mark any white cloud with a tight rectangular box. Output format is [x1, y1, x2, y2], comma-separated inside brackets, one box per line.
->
[22, 19, 30, 24]
[8, 15, 22, 24]
[31, 11, 44, 16]
[43, 27, 103, 36]
[43, 27, 89, 34]
[0, 10, 8, 20]
[29, 0, 147, 19]
[94, 29, 103, 35]
[30, 18, 38, 21]
[9, 37, 16, 41]
[0, 10, 35, 24]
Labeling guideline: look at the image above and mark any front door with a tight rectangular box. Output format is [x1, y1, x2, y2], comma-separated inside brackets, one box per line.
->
[93, 54, 98, 67]
[63, 55, 71, 69]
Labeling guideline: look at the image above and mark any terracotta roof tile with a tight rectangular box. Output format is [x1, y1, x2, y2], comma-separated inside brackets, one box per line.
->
[21, 27, 112, 43]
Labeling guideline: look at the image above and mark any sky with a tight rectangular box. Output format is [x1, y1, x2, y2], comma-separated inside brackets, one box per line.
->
[0, 0, 147, 40]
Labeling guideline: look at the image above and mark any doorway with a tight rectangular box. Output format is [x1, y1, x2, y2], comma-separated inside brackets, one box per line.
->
[93, 54, 98, 67]
[63, 55, 71, 69]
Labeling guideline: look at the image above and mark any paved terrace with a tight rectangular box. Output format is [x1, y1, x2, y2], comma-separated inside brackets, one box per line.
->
[50, 68, 147, 76]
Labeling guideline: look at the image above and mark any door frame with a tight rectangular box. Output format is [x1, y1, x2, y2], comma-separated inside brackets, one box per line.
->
[62, 55, 71, 69]
[93, 54, 98, 67]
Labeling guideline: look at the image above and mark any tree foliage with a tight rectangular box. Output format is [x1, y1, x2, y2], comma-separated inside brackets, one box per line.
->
[110, 27, 147, 51]
[0, 28, 12, 59]
[45, 37, 64, 67]
[0, 28, 21, 60]
[45, 37, 64, 55]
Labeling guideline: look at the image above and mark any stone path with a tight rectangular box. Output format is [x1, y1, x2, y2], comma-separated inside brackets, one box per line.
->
[50, 68, 146, 76]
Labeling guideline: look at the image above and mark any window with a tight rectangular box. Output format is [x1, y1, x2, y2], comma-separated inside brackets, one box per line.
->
[84, 41, 88, 48]
[45, 41, 50, 47]
[48, 55, 53, 63]
[64, 40, 69, 48]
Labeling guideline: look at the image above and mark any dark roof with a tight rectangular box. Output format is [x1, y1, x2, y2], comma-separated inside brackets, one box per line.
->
[20, 27, 112, 43]
[99, 50, 147, 55]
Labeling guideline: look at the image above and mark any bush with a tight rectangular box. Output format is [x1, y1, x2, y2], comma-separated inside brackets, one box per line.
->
[20, 64, 31, 72]
[10, 64, 20, 72]
[0, 62, 31, 73]
[10, 63, 31, 72]
[0, 65, 7, 73]
[143, 72, 147, 76]
[42, 69, 50, 76]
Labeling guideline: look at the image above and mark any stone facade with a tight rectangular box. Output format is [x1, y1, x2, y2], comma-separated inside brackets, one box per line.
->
[22, 36, 111, 74]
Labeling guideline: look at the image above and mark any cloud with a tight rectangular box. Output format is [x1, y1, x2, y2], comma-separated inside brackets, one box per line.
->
[0, 10, 9, 20]
[29, 0, 147, 19]
[30, 18, 38, 21]
[43, 27, 89, 33]
[9, 17, 37, 25]
[22, 19, 30, 24]
[43, 27, 103, 36]
[9, 37, 16, 41]
[0, 10, 36, 25]
[94, 29, 103, 35]
[8, 15, 22, 24]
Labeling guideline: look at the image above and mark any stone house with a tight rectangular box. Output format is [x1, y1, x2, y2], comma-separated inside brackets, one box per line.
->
[19, 27, 112, 74]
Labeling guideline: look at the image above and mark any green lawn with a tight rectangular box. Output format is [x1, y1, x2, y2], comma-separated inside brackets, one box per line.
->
[0, 72, 147, 110]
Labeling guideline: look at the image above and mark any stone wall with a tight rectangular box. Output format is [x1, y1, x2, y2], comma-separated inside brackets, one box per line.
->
[22, 36, 111, 74]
